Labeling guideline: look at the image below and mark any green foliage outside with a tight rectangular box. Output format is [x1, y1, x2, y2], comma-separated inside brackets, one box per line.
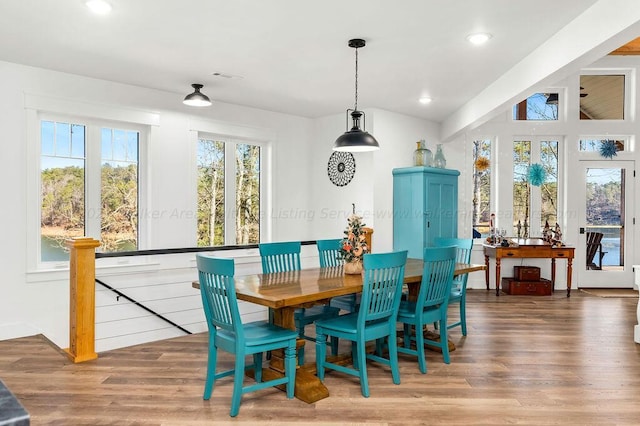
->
[197, 140, 260, 247]
[41, 164, 138, 253]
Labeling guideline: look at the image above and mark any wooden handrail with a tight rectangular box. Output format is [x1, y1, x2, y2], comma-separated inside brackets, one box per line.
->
[65, 237, 101, 363]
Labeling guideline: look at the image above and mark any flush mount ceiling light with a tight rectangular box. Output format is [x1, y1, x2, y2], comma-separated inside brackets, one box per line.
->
[334, 38, 379, 152]
[86, 0, 112, 15]
[183, 84, 212, 107]
[419, 96, 432, 105]
[466, 33, 492, 45]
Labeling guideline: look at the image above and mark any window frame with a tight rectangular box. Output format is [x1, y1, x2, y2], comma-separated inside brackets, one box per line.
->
[196, 135, 265, 246]
[189, 119, 273, 247]
[470, 137, 494, 240]
[26, 95, 155, 272]
[579, 68, 632, 122]
[510, 136, 564, 236]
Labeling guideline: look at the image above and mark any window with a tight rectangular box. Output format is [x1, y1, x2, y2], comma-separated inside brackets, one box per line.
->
[512, 139, 559, 237]
[472, 139, 492, 238]
[40, 118, 141, 262]
[197, 137, 261, 246]
[579, 138, 627, 153]
[579, 74, 625, 120]
[513, 93, 559, 121]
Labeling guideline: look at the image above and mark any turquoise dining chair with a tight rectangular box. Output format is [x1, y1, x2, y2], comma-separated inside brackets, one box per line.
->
[315, 250, 408, 397]
[396, 246, 456, 374]
[259, 241, 339, 365]
[434, 237, 473, 336]
[196, 254, 297, 417]
[317, 238, 359, 313]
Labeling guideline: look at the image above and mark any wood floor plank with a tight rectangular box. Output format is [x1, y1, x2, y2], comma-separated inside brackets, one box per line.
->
[1, 290, 639, 425]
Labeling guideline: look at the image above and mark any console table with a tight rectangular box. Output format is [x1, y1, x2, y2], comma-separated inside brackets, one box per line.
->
[483, 239, 575, 297]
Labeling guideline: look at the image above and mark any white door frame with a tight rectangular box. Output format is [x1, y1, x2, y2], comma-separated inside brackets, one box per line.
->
[577, 160, 635, 288]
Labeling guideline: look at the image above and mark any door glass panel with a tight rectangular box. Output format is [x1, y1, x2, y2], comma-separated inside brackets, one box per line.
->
[585, 168, 624, 270]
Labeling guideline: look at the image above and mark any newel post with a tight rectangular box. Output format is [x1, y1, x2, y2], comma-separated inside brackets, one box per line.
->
[363, 227, 374, 252]
[65, 237, 101, 363]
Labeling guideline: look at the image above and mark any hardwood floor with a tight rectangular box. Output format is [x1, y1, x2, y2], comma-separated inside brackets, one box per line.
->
[1, 290, 639, 425]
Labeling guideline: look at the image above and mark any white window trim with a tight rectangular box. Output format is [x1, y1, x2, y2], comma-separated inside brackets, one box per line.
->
[579, 67, 635, 123]
[188, 118, 273, 247]
[25, 94, 158, 274]
[510, 135, 564, 235]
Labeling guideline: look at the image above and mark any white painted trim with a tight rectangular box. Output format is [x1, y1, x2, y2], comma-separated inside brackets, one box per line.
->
[188, 118, 276, 143]
[24, 93, 160, 126]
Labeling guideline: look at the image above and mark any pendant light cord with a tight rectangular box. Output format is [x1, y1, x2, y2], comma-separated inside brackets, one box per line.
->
[354, 47, 359, 111]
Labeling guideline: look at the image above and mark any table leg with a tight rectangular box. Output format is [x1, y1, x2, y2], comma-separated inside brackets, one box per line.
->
[484, 255, 490, 291]
[270, 306, 329, 403]
[551, 258, 556, 292]
[495, 257, 501, 296]
[567, 258, 573, 298]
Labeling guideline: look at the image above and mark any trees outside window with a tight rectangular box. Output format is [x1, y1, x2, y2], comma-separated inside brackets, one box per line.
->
[512, 139, 558, 237]
[472, 139, 491, 238]
[513, 93, 559, 121]
[197, 138, 260, 246]
[40, 120, 140, 262]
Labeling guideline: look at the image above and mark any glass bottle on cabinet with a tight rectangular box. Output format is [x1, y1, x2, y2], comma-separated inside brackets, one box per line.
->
[413, 140, 433, 167]
[434, 144, 446, 168]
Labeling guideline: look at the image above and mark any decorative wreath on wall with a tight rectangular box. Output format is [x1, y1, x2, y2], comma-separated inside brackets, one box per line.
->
[527, 163, 546, 187]
[599, 140, 618, 159]
[327, 151, 356, 187]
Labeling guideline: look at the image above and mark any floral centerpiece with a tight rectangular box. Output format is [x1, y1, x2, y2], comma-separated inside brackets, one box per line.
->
[339, 213, 369, 274]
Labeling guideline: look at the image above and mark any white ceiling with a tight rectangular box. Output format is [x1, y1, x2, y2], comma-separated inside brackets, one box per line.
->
[1, 0, 639, 139]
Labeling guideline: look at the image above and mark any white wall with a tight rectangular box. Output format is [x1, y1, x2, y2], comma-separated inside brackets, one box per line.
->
[0, 59, 442, 351]
[0, 60, 316, 348]
[369, 109, 439, 252]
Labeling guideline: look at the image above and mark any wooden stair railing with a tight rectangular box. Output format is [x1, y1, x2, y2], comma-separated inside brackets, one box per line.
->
[65, 237, 101, 363]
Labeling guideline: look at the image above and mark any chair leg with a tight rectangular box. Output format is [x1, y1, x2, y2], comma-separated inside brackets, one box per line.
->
[229, 354, 245, 417]
[203, 338, 217, 400]
[403, 323, 411, 349]
[415, 323, 427, 374]
[284, 343, 296, 399]
[459, 297, 467, 336]
[253, 353, 262, 383]
[440, 314, 450, 364]
[298, 345, 305, 366]
[351, 341, 358, 369]
[388, 332, 401, 385]
[330, 336, 339, 356]
[356, 339, 370, 397]
[316, 328, 326, 381]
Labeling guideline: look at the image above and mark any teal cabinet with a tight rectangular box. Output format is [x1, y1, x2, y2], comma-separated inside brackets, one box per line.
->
[392, 166, 459, 259]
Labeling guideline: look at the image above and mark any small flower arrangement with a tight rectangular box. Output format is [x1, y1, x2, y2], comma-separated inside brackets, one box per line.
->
[339, 214, 369, 264]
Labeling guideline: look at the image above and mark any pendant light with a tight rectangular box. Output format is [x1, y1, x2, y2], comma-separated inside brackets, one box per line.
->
[183, 83, 212, 107]
[333, 38, 379, 152]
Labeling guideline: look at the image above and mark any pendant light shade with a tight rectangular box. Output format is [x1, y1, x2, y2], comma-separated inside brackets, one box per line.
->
[183, 83, 212, 107]
[333, 39, 379, 152]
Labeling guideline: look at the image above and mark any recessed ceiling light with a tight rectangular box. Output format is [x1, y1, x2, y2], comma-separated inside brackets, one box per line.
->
[466, 33, 492, 45]
[86, 0, 112, 15]
[419, 96, 432, 105]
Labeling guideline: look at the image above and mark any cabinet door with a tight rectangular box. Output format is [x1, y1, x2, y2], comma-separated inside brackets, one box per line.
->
[425, 174, 458, 246]
[393, 171, 425, 258]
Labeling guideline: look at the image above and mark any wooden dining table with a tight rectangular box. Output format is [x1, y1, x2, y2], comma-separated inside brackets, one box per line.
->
[193, 258, 485, 403]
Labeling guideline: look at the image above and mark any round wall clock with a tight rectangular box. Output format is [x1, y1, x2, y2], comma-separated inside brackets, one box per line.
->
[327, 151, 356, 187]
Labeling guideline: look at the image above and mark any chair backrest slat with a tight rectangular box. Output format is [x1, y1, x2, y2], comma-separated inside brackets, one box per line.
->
[259, 241, 301, 273]
[358, 251, 407, 326]
[434, 238, 473, 291]
[196, 255, 242, 338]
[418, 246, 457, 309]
[316, 238, 343, 268]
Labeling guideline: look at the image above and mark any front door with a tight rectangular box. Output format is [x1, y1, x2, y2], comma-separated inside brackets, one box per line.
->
[578, 160, 634, 288]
